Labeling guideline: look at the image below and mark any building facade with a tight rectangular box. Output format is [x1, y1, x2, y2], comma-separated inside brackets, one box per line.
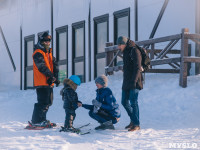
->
[0, 0, 199, 90]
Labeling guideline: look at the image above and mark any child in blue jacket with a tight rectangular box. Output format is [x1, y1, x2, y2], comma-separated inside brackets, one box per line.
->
[81, 75, 121, 130]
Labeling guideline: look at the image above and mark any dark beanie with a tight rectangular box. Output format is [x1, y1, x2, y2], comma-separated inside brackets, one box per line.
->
[117, 36, 128, 45]
[95, 75, 108, 87]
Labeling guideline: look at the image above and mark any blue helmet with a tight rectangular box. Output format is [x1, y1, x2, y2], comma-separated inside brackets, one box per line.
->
[69, 75, 81, 86]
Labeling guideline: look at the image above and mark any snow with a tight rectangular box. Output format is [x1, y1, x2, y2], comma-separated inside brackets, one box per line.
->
[0, 72, 200, 150]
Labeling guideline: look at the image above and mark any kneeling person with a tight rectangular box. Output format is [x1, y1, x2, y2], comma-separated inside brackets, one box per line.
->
[81, 75, 121, 130]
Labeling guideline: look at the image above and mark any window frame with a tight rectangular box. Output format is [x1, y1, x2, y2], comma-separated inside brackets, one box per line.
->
[56, 25, 68, 80]
[72, 21, 85, 82]
[24, 34, 35, 90]
[93, 14, 109, 78]
[113, 8, 130, 44]
[113, 8, 130, 66]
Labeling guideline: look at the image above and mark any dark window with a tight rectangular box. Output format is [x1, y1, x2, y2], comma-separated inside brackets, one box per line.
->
[72, 21, 85, 82]
[56, 26, 68, 83]
[24, 35, 35, 90]
[94, 14, 109, 77]
[114, 8, 130, 42]
[114, 8, 130, 65]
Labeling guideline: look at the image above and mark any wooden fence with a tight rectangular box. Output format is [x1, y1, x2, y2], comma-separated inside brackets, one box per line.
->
[105, 28, 200, 88]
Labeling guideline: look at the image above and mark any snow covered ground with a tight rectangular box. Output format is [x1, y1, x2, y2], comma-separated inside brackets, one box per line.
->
[0, 72, 200, 150]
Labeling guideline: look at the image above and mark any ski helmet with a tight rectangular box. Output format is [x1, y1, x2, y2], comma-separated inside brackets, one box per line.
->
[69, 75, 81, 86]
[39, 32, 51, 42]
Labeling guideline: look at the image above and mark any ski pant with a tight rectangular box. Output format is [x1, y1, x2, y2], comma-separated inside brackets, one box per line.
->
[121, 89, 140, 126]
[31, 87, 53, 124]
[89, 109, 118, 124]
[64, 109, 76, 128]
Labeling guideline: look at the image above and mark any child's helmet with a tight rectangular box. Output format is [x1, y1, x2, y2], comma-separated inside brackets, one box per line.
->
[69, 75, 81, 86]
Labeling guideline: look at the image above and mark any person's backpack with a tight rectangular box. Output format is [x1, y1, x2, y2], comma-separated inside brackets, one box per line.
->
[134, 44, 151, 72]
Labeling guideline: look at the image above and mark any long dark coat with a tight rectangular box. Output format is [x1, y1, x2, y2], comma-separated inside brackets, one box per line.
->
[122, 39, 143, 90]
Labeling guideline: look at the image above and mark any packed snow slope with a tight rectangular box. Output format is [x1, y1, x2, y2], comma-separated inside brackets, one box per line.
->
[0, 72, 200, 150]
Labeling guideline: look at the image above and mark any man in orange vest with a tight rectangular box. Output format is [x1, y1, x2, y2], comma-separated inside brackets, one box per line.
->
[31, 32, 59, 127]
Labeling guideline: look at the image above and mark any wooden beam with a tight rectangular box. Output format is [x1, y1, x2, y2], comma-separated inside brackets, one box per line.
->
[179, 28, 189, 88]
[105, 45, 181, 54]
[147, 49, 181, 54]
[105, 45, 118, 52]
[162, 55, 180, 68]
[106, 66, 179, 74]
[149, 0, 169, 39]
[150, 44, 155, 60]
[160, 39, 179, 59]
[150, 57, 181, 66]
[185, 34, 200, 40]
[190, 38, 200, 45]
[146, 69, 179, 73]
[156, 40, 175, 59]
[106, 65, 123, 72]
[183, 57, 200, 63]
[135, 34, 181, 46]
[0, 26, 16, 71]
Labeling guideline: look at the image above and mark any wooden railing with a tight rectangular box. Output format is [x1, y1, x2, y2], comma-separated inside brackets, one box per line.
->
[105, 28, 200, 88]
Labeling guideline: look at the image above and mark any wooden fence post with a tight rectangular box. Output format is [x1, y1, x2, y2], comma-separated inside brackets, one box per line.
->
[179, 28, 189, 88]
[150, 43, 155, 60]
[105, 42, 114, 75]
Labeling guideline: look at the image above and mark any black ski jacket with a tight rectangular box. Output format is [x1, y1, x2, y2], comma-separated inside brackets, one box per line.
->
[61, 85, 79, 111]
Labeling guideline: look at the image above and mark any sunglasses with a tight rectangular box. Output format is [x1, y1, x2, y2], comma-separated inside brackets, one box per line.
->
[43, 39, 51, 42]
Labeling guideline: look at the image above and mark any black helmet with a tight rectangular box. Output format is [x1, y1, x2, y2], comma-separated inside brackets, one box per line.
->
[39, 32, 51, 42]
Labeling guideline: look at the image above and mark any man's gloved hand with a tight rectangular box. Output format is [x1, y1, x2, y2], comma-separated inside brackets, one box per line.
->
[92, 99, 102, 108]
[47, 77, 56, 85]
[54, 79, 60, 87]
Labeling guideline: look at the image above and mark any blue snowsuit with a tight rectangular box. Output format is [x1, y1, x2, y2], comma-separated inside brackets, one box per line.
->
[82, 87, 121, 124]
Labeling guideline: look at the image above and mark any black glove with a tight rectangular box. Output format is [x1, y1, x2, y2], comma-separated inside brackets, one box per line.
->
[47, 77, 53, 85]
[54, 79, 60, 87]
[47, 77, 56, 85]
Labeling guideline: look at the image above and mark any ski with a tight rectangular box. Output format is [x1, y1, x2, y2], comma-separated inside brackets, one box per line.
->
[59, 125, 91, 135]
[24, 121, 44, 130]
[24, 121, 56, 130]
[79, 130, 91, 135]
[77, 123, 90, 129]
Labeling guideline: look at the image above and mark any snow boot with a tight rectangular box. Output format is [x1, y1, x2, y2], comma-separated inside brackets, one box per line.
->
[125, 122, 134, 129]
[60, 126, 80, 133]
[95, 120, 115, 130]
[128, 125, 140, 131]
[32, 120, 54, 128]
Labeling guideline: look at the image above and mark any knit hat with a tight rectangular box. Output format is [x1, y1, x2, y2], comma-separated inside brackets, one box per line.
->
[39, 32, 51, 43]
[117, 36, 128, 45]
[95, 75, 108, 87]
[69, 75, 81, 86]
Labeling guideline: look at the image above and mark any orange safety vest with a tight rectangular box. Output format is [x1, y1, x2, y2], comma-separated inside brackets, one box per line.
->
[32, 49, 54, 87]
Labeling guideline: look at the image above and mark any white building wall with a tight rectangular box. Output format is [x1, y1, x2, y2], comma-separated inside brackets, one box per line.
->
[0, 0, 198, 89]
[0, 0, 21, 88]
[54, 0, 89, 81]
[22, 0, 51, 37]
